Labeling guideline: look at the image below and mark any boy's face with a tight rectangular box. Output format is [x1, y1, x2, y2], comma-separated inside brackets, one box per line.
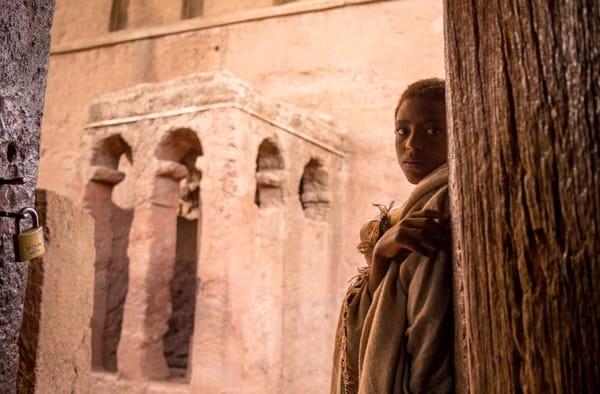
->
[394, 97, 447, 184]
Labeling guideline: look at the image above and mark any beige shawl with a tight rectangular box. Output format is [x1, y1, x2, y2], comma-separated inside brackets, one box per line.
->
[331, 164, 453, 394]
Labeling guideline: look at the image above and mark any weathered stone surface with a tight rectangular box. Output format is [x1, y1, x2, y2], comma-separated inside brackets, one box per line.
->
[126, 0, 185, 30]
[50, 0, 112, 44]
[155, 161, 189, 180]
[203, 0, 274, 17]
[40, 1, 446, 392]
[75, 73, 344, 392]
[17, 189, 94, 394]
[90, 166, 126, 185]
[0, 1, 55, 391]
[256, 170, 285, 187]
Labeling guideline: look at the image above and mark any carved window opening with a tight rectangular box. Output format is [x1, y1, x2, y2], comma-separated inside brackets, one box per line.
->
[155, 129, 202, 380]
[299, 158, 331, 220]
[87, 134, 133, 372]
[255, 138, 285, 208]
[109, 0, 129, 31]
[182, 0, 203, 19]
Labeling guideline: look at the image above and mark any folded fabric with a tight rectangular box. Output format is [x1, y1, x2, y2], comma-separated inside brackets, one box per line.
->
[331, 163, 453, 394]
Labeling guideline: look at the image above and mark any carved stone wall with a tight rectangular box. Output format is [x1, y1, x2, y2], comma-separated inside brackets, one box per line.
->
[82, 72, 345, 393]
[52, 0, 306, 41]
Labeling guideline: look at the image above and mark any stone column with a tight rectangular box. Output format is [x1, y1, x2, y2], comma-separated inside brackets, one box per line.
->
[117, 163, 185, 379]
[0, 1, 55, 392]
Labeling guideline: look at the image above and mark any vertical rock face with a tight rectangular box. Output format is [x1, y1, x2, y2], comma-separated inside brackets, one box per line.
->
[17, 190, 95, 394]
[0, 1, 55, 392]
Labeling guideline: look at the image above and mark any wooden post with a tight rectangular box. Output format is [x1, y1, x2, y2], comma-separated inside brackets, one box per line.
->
[445, 1, 599, 392]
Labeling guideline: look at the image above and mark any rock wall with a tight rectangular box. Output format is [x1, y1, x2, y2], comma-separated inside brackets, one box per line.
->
[0, 1, 55, 392]
[38, 1, 446, 392]
[40, 0, 445, 313]
[78, 72, 345, 393]
[17, 189, 95, 394]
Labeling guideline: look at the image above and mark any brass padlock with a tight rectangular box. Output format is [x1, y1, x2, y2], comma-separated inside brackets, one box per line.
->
[14, 207, 45, 262]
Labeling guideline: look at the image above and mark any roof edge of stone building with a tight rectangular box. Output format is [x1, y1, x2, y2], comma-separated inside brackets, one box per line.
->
[87, 71, 346, 152]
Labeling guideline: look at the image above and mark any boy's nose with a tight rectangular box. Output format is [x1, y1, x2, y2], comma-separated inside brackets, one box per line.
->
[405, 132, 423, 151]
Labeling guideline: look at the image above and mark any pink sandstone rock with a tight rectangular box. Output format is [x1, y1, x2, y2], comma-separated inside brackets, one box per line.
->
[17, 189, 95, 394]
[39, 1, 446, 392]
[75, 72, 344, 393]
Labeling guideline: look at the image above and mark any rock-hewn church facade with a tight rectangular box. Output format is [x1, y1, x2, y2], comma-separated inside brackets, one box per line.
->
[38, 1, 445, 392]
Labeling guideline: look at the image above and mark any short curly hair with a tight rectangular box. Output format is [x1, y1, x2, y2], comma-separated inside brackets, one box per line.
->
[394, 78, 446, 118]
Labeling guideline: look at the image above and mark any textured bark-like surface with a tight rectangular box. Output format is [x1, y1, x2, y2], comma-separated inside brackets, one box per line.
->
[0, 1, 55, 392]
[445, 0, 599, 392]
[17, 190, 94, 394]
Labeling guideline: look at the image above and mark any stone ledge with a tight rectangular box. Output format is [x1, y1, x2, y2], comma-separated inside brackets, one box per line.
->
[86, 72, 346, 156]
[91, 371, 191, 394]
[51, 0, 393, 55]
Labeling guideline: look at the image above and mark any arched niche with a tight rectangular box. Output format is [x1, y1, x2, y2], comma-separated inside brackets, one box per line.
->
[255, 137, 285, 208]
[153, 128, 203, 379]
[91, 134, 132, 173]
[299, 158, 331, 221]
[85, 134, 134, 372]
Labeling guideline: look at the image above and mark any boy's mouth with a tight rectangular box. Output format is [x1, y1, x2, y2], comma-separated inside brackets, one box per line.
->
[403, 160, 426, 168]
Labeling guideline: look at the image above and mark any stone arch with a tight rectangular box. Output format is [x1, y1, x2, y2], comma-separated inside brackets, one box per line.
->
[85, 133, 134, 372]
[299, 158, 331, 220]
[90, 134, 132, 170]
[152, 128, 202, 379]
[255, 137, 285, 208]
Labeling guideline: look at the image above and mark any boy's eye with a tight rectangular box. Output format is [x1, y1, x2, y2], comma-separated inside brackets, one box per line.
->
[395, 127, 409, 135]
[426, 128, 441, 136]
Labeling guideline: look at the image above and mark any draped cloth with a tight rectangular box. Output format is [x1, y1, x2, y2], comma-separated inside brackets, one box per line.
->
[331, 164, 453, 394]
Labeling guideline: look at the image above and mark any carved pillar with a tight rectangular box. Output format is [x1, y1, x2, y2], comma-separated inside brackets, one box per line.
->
[118, 160, 187, 379]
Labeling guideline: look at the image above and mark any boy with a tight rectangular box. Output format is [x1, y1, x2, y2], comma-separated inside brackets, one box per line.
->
[331, 78, 453, 393]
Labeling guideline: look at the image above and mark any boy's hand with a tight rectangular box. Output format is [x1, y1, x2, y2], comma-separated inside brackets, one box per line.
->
[373, 209, 450, 261]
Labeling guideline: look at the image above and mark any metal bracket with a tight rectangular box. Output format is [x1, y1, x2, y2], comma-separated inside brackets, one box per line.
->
[0, 177, 25, 185]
